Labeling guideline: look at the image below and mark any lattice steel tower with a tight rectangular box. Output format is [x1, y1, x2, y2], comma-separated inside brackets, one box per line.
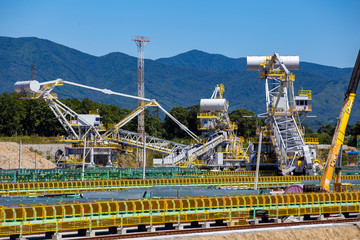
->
[133, 36, 150, 164]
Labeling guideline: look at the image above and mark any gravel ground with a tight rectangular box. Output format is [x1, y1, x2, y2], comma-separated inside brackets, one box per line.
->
[181, 225, 360, 240]
[0, 142, 56, 169]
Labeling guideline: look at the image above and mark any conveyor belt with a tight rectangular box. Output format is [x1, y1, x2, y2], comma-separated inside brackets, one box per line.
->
[0, 175, 360, 196]
[0, 191, 359, 236]
[0, 169, 277, 183]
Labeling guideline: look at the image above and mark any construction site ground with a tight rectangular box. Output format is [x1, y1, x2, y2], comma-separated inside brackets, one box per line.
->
[0, 142, 56, 169]
[174, 224, 360, 240]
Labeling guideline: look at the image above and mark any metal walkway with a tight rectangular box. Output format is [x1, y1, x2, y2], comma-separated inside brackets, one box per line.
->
[112, 129, 188, 155]
[155, 134, 226, 167]
[271, 114, 313, 174]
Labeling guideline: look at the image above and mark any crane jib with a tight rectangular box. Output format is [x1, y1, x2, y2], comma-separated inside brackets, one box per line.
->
[346, 50, 360, 95]
[319, 50, 360, 192]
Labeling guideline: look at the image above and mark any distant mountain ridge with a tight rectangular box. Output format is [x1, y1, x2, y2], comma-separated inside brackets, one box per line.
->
[0, 36, 358, 130]
[157, 50, 247, 72]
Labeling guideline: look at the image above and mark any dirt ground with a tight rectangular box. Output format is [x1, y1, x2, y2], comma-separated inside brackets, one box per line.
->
[183, 225, 360, 240]
[0, 142, 56, 169]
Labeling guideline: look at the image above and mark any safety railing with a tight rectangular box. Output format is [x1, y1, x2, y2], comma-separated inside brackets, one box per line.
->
[0, 175, 360, 196]
[304, 138, 319, 144]
[1, 192, 359, 221]
[197, 112, 219, 118]
[0, 191, 358, 235]
[298, 90, 312, 100]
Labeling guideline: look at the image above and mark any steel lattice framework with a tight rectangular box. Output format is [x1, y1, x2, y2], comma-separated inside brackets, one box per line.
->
[247, 53, 316, 175]
[132, 36, 150, 167]
[132, 36, 150, 136]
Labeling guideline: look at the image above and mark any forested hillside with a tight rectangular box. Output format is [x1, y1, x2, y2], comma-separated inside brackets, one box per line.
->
[0, 36, 358, 130]
[0, 92, 359, 147]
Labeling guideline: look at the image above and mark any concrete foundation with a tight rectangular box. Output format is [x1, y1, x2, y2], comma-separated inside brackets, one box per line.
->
[250, 219, 260, 225]
[147, 226, 156, 232]
[117, 228, 127, 234]
[202, 222, 210, 228]
[51, 234, 62, 240]
[86, 230, 95, 237]
[274, 218, 282, 223]
[175, 224, 184, 230]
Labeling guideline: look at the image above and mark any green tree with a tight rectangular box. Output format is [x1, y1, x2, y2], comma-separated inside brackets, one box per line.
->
[317, 124, 335, 135]
[186, 105, 200, 136]
[22, 99, 64, 136]
[0, 93, 25, 136]
[164, 106, 189, 139]
[346, 121, 360, 147]
[144, 110, 165, 138]
[303, 123, 313, 135]
[229, 108, 260, 138]
[98, 104, 130, 127]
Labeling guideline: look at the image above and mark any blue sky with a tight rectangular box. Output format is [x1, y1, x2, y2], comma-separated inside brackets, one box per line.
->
[0, 0, 359, 67]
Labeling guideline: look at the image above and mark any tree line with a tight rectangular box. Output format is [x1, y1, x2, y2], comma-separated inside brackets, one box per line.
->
[0, 92, 359, 147]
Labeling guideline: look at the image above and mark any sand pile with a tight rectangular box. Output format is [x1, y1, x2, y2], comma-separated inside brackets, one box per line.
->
[0, 142, 56, 169]
[184, 225, 360, 240]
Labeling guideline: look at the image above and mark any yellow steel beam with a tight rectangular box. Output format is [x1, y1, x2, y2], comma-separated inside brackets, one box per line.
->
[0, 175, 360, 197]
[0, 191, 358, 235]
[320, 94, 356, 191]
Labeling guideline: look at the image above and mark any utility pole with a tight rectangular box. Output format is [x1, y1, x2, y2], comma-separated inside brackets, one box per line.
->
[19, 140, 22, 169]
[142, 133, 146, 179]
[254, 129, 263, 190]
[81, 137, 87, 181]
[132, 36, 150, 167]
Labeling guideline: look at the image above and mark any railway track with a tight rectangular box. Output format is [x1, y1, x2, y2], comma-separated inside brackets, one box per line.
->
[64, 218, 360, 240]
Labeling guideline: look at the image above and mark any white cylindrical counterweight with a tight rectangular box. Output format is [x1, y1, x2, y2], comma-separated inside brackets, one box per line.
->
[247, 56, 299, 70]
[200, 99, 227, 112]
[14, 80, 40, 93]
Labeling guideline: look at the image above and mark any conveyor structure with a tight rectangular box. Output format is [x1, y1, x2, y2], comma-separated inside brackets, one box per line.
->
[247, 53, 318, 176]
[0, 168, 277, 183]
[14, 79, 249, 170]
[0, 191, 359, 237]
[14, 79, 200, 168]
[196, 84, 249, 168]
[154, 84, 248, 169]
[1, 175, 360, 197]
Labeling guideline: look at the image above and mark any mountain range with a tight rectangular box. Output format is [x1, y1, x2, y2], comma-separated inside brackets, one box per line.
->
[0, 36, 358, 130]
